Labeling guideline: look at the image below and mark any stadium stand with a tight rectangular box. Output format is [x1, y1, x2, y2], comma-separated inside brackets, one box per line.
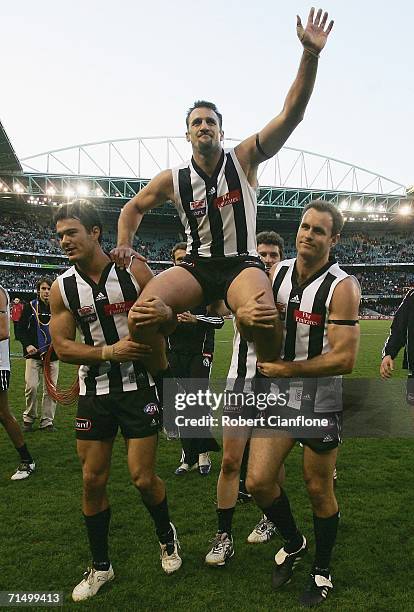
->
[0, 210, 413, 316]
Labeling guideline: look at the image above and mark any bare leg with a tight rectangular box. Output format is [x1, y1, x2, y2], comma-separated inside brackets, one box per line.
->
[0, 390, 24, 449]
[126, 435, 165, 506]
[217, 434, 249, 509]
[246, 435, 295, 508]
[227, 267, 282, 362]
[128, 266, 204, 374]
[303, 446, 338, 517]
[77, 439, 114, 515]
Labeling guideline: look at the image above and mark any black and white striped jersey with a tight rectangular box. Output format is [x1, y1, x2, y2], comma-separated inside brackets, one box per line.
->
[0, 285, 10, 372]
[272, 258, 349, 413]
[272, 258, 348, 361]
[57, 262, 153, 396]
[172, 148, 258, 258]
[226, 318, 257, 393]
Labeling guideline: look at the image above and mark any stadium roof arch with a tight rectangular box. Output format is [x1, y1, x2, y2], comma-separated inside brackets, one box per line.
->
[0, 136, 411, 217]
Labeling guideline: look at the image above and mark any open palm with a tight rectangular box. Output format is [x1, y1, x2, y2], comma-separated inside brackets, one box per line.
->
[297, 7, 334, 54]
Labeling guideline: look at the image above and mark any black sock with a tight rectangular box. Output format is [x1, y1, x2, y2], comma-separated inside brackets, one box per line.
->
[143, 495, 172, 543]
[313, 511, 339, 570]
[83, 508, 111, 570]
[16, 444, 33, 463]
[217, 507, 235, 536]
[262, 489, 302, 552]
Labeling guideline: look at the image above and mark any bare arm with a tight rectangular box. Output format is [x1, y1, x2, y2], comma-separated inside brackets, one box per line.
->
[111, 169, 174, 268]
[235, 8, 334, 182]
[0, 288, 9, 341]
[258, 276, 360, 377]
[49, 281, 152, 365]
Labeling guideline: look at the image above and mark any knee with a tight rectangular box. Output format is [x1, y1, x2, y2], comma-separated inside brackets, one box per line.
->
[245, 472, 272, 499]
[304, 476, 332, 508]
[131, 470, 155, 492]
[82, 470, 108, 494]
[221, 452, 242, 476]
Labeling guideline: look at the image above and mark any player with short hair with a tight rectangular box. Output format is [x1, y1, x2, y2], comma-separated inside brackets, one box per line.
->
[49, 200, 182, 602]
[0, 284, 36, 480]
[205, 232, 285, 566]
[112, 9, 334, 384]
[244, 201, 360, 607]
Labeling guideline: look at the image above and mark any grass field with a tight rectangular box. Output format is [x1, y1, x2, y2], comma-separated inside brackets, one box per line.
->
[1, 320, 413, 611]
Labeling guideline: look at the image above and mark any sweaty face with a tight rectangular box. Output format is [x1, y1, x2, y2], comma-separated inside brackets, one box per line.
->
[186, 107, 223, 153]
[257, 243, 282, 271]
[296, 208, 338, 263]
[56, 218, 99, 264]
[39, 283, 51, 304]
[173, 249, 187, 265]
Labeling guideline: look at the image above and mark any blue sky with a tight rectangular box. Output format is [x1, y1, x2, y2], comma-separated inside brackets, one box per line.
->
[1, 0, 412, 185]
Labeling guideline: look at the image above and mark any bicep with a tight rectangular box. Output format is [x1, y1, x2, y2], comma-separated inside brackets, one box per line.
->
[49, 284, 76, 348]
[236, 111, 296, 171]
[327, 277, 361, 354]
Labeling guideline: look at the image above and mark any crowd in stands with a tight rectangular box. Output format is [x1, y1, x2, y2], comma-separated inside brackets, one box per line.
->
[352, 270, 414, 296]
[0, 215, 179, 261]
[333, 233, 414, 264]
[1, 269, 59, 291]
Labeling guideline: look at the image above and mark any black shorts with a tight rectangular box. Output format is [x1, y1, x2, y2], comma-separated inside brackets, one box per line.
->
[76, 387, 162, 440]
[168, 351, 212, 381]
[0, 370, 10, 392]
[178, 254, 266, 305]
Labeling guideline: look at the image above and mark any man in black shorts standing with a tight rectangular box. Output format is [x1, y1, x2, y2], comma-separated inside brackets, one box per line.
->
[168, 242, 222, 476]
[49, 200, 182, 602]
[112, 9, 334, 385]
[243, 201, 360, 606]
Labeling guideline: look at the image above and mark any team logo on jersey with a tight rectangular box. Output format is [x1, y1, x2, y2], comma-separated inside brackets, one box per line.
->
[104, 300, 135, 316]
[75, 418, 92, 431]
[214, 189, 241, 209]
[77, 305, 97, 323]
[190, 199, 207, 217]
[144, 402, 159, 415]
[294, 309, 323, 326]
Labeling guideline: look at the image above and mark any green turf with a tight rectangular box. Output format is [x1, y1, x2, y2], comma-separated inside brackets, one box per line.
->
[1, 321, 413, 611]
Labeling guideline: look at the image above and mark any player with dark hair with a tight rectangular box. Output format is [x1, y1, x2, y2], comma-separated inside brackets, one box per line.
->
[111, 9, 334, 389]
[49, 200, 182, 602]
[0, 284, 36, 480]
[168, 242, 222, 476]
[18, 275, 59, 432]
[243, 200, 359, 606]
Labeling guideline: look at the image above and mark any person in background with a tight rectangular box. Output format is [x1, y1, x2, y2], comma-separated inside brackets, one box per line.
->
[18, 277, 59, 432]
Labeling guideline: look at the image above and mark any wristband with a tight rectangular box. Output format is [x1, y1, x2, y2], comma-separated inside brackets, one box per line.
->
[304, 47, 320, 59]
[102, 345, 114, 361]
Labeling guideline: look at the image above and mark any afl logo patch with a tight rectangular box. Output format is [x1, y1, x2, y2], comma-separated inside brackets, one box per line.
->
[75, 418, 92, 431]
[144, 402, 159, 415]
